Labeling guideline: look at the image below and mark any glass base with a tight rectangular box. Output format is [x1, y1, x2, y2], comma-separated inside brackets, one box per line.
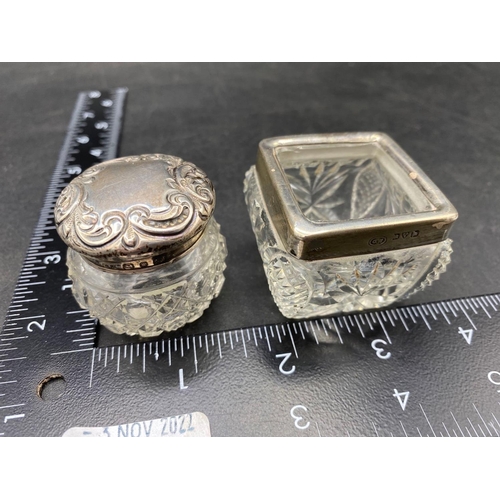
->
[67, 218, 227, 337]
[244, 166, 453, 319]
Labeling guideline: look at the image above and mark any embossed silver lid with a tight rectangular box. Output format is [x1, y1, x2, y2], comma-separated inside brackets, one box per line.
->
[55, 154, 215, 271]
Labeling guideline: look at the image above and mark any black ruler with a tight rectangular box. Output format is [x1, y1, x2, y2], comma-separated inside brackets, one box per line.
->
[1, 89, 499, 437]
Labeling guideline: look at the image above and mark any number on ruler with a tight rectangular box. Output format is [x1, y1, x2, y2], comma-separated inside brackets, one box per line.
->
[66, 166, 82, 175]
[393, 389, 410, 411]
[276, 352, 296, 375]
[371, 339, 391, 359]
[27, 320, 46, 332]
[458, 327, 474, 345]
[4, 414, 25, 423]
[61, 284, 72, 291]
[290, 405, 310, 430]
[488, 371, 500, 392]
[179, 369, 188, 390]
[43, 254, 61, 265]
[90, 148, 103, 157]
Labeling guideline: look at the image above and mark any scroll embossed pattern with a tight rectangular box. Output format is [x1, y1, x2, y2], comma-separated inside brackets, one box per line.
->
[54, 155, 215, 265]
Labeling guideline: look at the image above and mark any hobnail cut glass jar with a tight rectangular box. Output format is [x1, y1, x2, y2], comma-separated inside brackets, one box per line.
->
[243, 133, 457, 319]
[67, 218, 227, 337]
[55, 154, 227, 337]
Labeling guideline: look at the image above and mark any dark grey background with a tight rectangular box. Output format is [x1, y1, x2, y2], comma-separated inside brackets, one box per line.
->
[1, 63, 499, 336]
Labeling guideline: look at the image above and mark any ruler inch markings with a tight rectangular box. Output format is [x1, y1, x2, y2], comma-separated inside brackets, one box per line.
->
[285, 324, 298, 358]
[415, 306, 432, 330]
[475, 298, 491, 319]
[419, 404, 437, 437]
[217, 333, 223, 358]
[436, 302, 451, 324]
[364, 314, 374, 330]
[263, 327, 272, 351]
[193, 336, 199, 372]
[320, 319, 329, 337]
[466, 418, 480, 437]
[354, 315, 365, 338]
[395, 309, 409, 331]
[455, 300, 477, 330]
[473, 403, 492, 436]
[485, 295, 497, 311]
[423, 304, 437, 321]
[240, 329, 248, 358]
[332, 318, 344, 344]
[374, 311, 391, 344]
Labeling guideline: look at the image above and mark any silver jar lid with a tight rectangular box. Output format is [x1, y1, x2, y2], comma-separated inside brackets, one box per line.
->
[55, 154, 215, 271]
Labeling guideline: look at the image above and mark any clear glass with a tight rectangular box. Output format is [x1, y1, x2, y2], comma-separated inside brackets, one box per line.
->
[67, 218, 227, 337]
[244, 166, 452, 319]
[276, 143, 436, 222]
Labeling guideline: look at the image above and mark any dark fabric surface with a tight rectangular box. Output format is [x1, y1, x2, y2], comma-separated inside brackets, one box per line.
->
[1, 63, 499, 335]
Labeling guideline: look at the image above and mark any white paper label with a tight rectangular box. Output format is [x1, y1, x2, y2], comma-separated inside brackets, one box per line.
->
[62, 412, 211, 437]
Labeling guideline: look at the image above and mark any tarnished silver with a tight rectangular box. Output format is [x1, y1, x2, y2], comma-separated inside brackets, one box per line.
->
[55, 154, 215, 271]
[255, 132, 458, 260]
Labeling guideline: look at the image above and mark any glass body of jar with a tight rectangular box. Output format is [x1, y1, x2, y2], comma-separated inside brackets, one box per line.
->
[244, 165, 453, 319]
[67, 218, 227, 336]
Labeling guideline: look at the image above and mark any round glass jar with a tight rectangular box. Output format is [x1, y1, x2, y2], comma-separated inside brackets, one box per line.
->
[54, 154, 227, 337]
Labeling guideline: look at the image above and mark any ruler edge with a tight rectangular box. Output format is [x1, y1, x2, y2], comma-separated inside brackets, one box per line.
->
[0, 88, 129, 333]
[96, 291, 500, 350]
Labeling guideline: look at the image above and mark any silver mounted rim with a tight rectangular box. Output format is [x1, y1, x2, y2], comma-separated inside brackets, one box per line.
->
[255, 132, 458, 260]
